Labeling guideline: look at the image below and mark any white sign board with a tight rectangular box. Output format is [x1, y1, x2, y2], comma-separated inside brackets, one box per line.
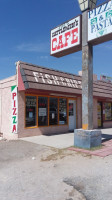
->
[39, 108, 47, 117]
[100, 75, 112, 83]
[88, 0, 112, 41]
[51, 16, 81, 57]
[11, 85, 18, 133]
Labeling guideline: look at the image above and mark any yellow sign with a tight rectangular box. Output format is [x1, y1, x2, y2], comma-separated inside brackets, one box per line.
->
[97, 103, 101, 127]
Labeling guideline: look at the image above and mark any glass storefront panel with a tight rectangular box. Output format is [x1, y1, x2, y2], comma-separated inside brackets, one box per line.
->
[97, 102, 102, 128]
[25, 95, 73, 128]
[25, 96, 37, 127]
[59, 98, 67, 125]
[49, 98, 58, 125]
[38, 97, 48, 126]
[69, 103, 74, 116]
[104, 103, 112, 121]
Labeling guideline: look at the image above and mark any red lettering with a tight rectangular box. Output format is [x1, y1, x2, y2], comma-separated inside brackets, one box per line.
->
[14, 100, 16, 108]
[13, 108, 17, 115]
[65, 31, 71, 47]
[57, 35, 64, 50]
[12, 93, 16, 100]
[12, 125, 16, 132]
[71, 28, 78, 44]
[52, 38, 57, 51]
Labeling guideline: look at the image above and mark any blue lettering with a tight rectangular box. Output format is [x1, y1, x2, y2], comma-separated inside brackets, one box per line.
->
[98, 5, 102, 15]
[91, 24, 95, 33]
[104, 2, 108, 12]
[94, 8, 96, 17]
[96, 24, 100, 31]
[99, 22, 103, 30]
[109, 17, 112, 25]
[104, 19, 107, 28]
[88, 10, 93, 19]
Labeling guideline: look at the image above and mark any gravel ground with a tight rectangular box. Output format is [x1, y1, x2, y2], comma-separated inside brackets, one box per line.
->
[0, 140, 112, 200]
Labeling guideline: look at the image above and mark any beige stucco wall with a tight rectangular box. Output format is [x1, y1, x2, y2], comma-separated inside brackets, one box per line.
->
[0, 75, 18, 140]
[103, 121, 112, 128]
[18, 91, 69, 138]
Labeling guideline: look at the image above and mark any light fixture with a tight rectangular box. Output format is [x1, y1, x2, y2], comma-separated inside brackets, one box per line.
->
[78, 0, 97, 12]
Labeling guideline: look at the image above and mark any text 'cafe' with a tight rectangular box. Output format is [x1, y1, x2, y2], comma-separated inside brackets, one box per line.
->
[0, 61, 112, 140]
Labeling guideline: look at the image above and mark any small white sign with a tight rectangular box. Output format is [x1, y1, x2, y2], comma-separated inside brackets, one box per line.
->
[39, 108, 47, 117]
[29, 112, 33, 118]
[88, 1, 112, 41]
[52, 113, 55, 119]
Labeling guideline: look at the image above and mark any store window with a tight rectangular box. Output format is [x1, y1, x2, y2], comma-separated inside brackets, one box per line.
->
[49, 98, 58, 125]
[69, 103, 74, 116]
[59, 98, 67, 125]
[104, 103, 112, 121]
[25, 96, 37, 127]
[38, 97, 48, 126]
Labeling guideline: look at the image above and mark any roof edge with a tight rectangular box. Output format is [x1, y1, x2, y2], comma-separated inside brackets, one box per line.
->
[17, 60, 81, 78]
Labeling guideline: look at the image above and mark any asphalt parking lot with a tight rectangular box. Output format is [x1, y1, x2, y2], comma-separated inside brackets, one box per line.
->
[0, 138, 112, 200]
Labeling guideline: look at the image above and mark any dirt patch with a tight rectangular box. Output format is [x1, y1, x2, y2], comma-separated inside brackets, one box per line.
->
[41, 149, 73, 161]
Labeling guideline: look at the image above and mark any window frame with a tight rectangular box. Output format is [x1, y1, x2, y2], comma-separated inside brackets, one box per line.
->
[25, 94, 76, 129]
[25, 95, 37, 129]
[49, 97, 59, 126]
[59, 97, 68, 125]
[38, 96, 49, 127]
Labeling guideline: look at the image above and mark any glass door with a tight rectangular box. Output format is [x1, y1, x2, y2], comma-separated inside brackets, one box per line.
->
[69, 100, 76, 131]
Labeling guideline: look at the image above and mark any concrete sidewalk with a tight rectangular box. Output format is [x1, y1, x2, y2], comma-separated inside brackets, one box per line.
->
[20, 128, 112, 149]
[20, 132, 74, 149]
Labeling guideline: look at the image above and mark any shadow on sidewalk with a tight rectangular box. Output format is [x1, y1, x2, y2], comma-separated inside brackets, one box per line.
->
[102, 134, 112, 143]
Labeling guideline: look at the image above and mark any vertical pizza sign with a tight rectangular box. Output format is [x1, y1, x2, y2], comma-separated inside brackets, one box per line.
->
[11, 85, 18, 133]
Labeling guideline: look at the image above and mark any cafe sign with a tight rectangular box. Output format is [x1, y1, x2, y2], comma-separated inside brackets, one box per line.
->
[50, 16, 81, 57]
[11, 85, 18, 133]
[88, 0, 112, 42]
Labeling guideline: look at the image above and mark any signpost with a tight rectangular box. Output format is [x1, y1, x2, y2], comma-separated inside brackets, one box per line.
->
[50, 0, 112, 149]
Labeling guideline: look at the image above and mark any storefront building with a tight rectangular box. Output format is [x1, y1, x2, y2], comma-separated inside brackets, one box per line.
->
[0, 61, 112, 140]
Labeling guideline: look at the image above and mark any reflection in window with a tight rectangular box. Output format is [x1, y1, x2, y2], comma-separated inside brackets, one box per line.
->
[104, 103, 112, 121]
[69, 103, 74, 116]
[38, 97, 48, 126]
[25, 96, 37, 127]
[59, 98, 67, 125]
[49, 98, 58, 125]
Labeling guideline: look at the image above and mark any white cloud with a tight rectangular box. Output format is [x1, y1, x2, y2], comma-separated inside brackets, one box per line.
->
[97, 41, 112, 50]
[40, 55, 48, 59]
[16, 42, 49, 53]
[104, 44, 112, 50]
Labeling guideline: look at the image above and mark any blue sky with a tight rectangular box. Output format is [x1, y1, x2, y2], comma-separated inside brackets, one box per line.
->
[0, 0, 111, 80]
